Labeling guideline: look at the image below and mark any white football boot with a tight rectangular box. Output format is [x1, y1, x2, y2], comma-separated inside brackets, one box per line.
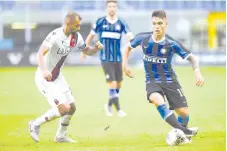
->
[54, 134, 77, 143]
[28, 120, 40, 142]
[118, 110, 127, 117]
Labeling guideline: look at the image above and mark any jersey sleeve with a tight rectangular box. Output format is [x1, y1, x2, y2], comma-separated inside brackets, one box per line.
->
[42, 30, 57, 49]
[91, 18, 103, 35]
[121, 19, 131, 34]
[166, 34, 191, 59]
[172, 42, 191, 59]
[128, 33, 144, 48]
[77, 32, 86, 51]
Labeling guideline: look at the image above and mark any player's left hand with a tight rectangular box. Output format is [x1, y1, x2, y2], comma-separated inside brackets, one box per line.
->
[195, 70, 204, 87]
[123, 66, 134, 78]
[95, 41, 103, 50]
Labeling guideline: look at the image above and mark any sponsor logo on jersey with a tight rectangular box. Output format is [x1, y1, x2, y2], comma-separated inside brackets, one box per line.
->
[143, 55, 167, 63]
[57, 47, 72, 55]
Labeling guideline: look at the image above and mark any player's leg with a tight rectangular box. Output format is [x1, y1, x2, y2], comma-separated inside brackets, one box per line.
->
[146, 82, 193, 135]
[55, 90, 76, 143]
[115, 62, 127, 116]
[161, 82, 198, 137]
[29, 75, 62, 142]
[102, 62, 118, 116]
[175, 107, 189, 128]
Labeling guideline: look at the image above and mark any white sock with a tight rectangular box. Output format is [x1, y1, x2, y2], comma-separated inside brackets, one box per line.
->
[34, 108, 60, 126]
[56, 114, 73, 137]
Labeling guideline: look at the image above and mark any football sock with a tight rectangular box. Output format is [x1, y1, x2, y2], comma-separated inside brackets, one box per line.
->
[108, 89, 116, 106]
[157, 104, 191, 134]
[56, 114, 73, 137]
[178, 115, 189, 127]
[34, 108, 60, 126]
[108, 89, 120, 110]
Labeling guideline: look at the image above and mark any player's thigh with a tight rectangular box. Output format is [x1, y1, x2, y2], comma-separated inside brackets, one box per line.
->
[115, 62, 123, 83]
[35, 73, 49, 98]
[146, 81, 165, 104]
[101, 62, 117, 82]
[46, 76, 73, 108]
[161, 82, 188, 110]
[47, 89, 74, 108]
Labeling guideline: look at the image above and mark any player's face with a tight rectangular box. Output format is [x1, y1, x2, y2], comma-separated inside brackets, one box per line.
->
[152, 17, 167, 36]
[107, 2, 117, 16]
[69, 17, 81, 34]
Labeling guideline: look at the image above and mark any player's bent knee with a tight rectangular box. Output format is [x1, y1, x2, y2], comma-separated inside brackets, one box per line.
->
[58, 104, 71, 116]
[107, 81, 117, 88]
[175, 107, 189, 117]
[68, 103, 76, 115]
[149, 92, 164, 106]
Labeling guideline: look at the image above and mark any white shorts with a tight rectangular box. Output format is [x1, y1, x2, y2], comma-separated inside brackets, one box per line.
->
[35, 69, 75, 108]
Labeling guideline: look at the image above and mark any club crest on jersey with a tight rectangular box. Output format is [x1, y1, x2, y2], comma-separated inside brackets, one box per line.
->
[115, 24, 121, 31]
[160, 48, 167, 54]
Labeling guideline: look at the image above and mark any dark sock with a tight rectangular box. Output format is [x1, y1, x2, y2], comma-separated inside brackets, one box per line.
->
[108, 89, 116, 106]
[108, 98, 115, 106]
[166, 114, 192, 135]
[113, 97, 120, 111]
[157, 104, 191, 134]
[108, 89, 120, 110]
[178, 115, 189, 127]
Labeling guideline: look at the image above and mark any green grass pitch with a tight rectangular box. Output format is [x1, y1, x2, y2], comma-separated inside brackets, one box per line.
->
[0, 66, 225, 151]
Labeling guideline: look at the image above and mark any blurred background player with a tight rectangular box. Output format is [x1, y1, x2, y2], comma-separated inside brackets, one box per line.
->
[28, 12, 103, 143]
[123, 10, 204, 143]
[80, 0, 133, 117]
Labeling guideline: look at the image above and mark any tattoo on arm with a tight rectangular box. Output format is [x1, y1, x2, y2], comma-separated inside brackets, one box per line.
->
[187, 55, 199, 70]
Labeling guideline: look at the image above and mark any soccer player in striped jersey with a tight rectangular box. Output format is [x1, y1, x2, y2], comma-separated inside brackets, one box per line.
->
[28, 12, 103, 143]
[123, 10, 204, 142]
[81, 0, 133, 117]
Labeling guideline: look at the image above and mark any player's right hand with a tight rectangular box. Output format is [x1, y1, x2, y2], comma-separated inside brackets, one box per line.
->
[95, 41, 103, 50]
[123, 66, 134, 78]
[195, 70, 204, 87]
[42, 70, 52, 81]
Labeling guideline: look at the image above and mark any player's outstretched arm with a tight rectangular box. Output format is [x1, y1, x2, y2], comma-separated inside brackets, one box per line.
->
[37, 45, 52, 81]
[81, 41, 103, 56]
[123, 46, 134, 78]
[80, 32, 96, 60]
[187, 54, 204, 87]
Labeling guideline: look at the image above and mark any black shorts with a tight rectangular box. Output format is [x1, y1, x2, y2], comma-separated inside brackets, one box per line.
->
[146, 81, 188, 110]
[101, 62, 123, 82]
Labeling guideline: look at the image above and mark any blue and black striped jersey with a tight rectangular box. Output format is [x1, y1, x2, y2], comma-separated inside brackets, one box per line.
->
[92, 16, 131, 62]
[129, 32, 191, 83]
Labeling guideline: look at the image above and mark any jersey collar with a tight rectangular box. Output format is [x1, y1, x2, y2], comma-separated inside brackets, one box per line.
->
[106, 16, 118, 24]
[151, 34, 166, 43]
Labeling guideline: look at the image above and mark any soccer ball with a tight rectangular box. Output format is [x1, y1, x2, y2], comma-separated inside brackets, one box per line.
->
[166, 128, 185, 146]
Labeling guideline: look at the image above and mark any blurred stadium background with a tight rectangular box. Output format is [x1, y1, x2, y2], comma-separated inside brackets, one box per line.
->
[0, 1, 226, 151]
[0, 0, 225, 66]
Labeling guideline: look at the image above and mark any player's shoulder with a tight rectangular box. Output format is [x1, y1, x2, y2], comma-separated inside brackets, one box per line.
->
[47, 27, 63, 38]
[165, 34, 178, 45]
[118, 17, 127, 24]
[96, 16, 106, 24]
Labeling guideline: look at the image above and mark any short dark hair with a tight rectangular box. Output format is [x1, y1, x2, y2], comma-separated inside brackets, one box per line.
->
[152, 10, 166, 19]
[107, 0, 117, 4]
